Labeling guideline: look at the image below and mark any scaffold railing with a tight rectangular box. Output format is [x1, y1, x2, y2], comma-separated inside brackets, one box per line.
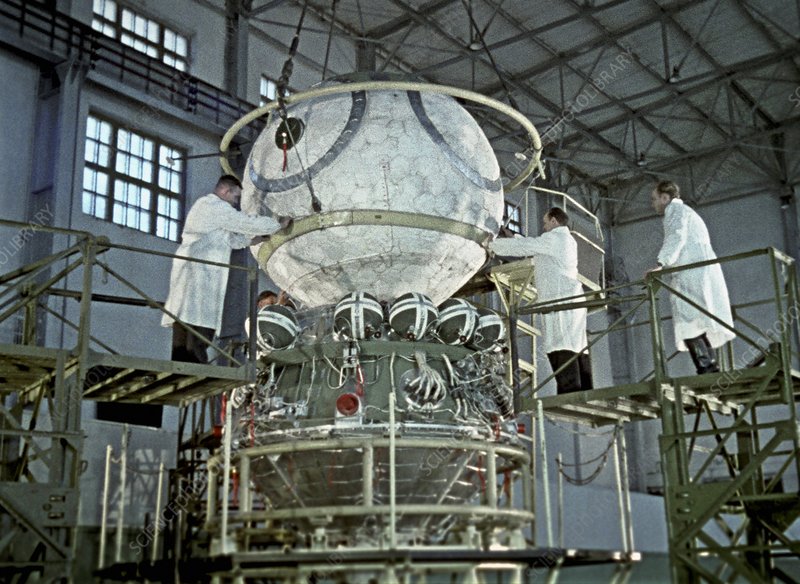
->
[506, 245, 800, 583]
[0, 218, 262, 580]
[0, 218, 261, 403]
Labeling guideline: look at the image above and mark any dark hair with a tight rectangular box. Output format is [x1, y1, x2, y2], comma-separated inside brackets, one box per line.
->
[257, 290, 277, 303]
[655, 180, 680, 199]
[546, 206, 569, 226]
[217, 174, 243, 190]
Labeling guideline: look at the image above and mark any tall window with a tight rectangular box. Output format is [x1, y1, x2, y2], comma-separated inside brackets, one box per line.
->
[92, 0, 189, 71]
[260, 76, 278, 106]
[83, 115, 184, 241]
[503, 201, 523, 235]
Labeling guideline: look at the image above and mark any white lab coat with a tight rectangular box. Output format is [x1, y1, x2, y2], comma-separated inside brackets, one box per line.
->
[162, 194, 280, 331]
[657, 199, 735, 351]
[490, 226, 587, 354]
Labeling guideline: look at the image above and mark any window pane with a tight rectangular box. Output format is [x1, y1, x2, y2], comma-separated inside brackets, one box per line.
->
[164, 29, 175, 51]
[176, 35, 188, 56]
[156, 216, 178, 240]
[84, 114, 184, 239]
[117, 129, 130, 151]
[104, 0, 117, 20]
[121, 8, 133, 30]
[83, 189, 107, 218]
[133, 14, 145, 36]
[147, 20, 160, 43]
[158, 146, 172, 167]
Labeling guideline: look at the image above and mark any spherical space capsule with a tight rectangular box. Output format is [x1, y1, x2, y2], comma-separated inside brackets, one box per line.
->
[436, 298, 478, 345]
[256, 305, 300, 352]
[470, 307, 506, 350]
[333, 291, 384, 340]
[389, 293, 438, 340]
[241, 77, 504, 307]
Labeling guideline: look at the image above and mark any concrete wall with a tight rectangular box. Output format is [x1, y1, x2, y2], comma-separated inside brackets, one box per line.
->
[0, 52, 40, 343]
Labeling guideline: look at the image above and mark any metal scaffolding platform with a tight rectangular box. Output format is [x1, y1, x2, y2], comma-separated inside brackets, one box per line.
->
[491, 246, 800, 583]
[81, 352, 251, 406]
[1, 217, 798, 583]
[0, 219, 257, 582]
[531, 378, 738, 427]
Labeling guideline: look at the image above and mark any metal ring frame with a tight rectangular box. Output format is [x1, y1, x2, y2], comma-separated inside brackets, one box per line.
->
[206, 435, 534, 536]
[219, 80, 543, 193]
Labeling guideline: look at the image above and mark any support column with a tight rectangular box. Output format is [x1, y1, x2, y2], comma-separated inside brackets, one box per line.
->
[225, 0, 253, 99]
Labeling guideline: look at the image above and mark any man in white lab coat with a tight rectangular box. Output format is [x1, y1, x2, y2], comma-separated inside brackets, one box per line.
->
[648, 181, 735, 373]
[162, 175, 288, 363]
[490, 207, 592, 394]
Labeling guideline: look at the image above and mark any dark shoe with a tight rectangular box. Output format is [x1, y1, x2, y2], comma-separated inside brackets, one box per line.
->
[548, 350, 583, 394]
[685, 333, 719, 374]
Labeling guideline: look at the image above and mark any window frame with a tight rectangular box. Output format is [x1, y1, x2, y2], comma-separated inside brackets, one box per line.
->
[91, 0, 190, 71]
[503, 201, 524, 235]
[259, 75, 278, 106]
[83, 113, 186, 242]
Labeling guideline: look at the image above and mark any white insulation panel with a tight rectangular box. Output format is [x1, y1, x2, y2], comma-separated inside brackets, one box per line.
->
[242, 85, 503, 307]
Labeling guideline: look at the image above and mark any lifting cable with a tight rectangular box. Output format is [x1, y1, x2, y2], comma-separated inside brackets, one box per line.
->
[321, 0, 338, 81]
[275, 0, 322, 212]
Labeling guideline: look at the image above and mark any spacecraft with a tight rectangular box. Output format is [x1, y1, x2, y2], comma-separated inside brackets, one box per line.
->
[241, 78, 504, 307]
[215, 76, 539, 578]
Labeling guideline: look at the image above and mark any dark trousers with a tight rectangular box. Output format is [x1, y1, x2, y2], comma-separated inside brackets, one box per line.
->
[171, 322, 215, 364]
[547, 350, 593, 394]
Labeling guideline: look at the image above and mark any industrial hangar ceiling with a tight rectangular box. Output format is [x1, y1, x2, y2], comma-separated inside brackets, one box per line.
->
[244, 0, 800, 223]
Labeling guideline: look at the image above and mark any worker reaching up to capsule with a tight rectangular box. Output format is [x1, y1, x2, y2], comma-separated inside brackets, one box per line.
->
[162, 174, 293, 363]
[489, 207, 592, 394]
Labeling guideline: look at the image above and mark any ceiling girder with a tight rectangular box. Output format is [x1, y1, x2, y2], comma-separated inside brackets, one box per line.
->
[650, 0, 778, 129]
[247, 0, 290, 17]
[557, 0, 780, 190]
[366, 0, 458, 39]
[470, 0, 701, 97]
[383, 0, 647, 184]
[556, 47, 798, 146]
[576, 115, 800, 186]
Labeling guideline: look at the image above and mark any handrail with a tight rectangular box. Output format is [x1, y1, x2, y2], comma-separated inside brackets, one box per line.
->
[0, 224, 261, 369]
[0, 0, 263, 138]
[516, 246, 799, 401]
[528, 185, 604, 243]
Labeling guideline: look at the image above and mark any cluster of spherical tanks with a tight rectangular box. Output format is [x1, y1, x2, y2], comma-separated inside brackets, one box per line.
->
[255, 291, 506, 354]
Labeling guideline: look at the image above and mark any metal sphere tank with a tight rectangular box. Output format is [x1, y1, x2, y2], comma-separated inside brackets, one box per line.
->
[241, 76, 504, 307]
